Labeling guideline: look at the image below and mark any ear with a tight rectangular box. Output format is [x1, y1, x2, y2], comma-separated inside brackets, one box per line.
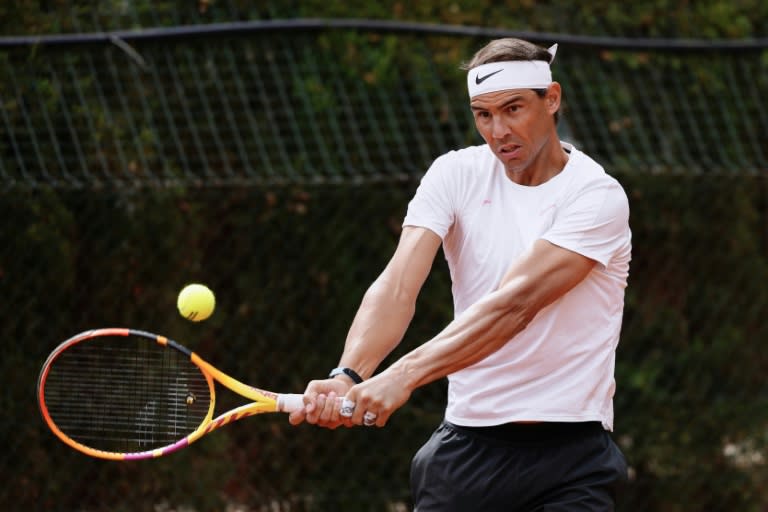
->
[545, 82, 562, 114]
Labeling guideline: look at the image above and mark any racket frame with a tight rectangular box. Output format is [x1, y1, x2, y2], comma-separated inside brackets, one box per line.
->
[38, 328, 301, 460]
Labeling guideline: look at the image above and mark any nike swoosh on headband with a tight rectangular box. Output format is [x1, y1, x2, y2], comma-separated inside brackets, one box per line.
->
[475, 68, 503, 84]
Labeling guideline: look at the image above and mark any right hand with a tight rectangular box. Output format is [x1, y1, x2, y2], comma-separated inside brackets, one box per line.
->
[288, 377, 353, 429]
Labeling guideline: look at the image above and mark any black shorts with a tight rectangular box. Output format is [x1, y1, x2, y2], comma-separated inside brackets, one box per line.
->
[410, 420, 628, 512]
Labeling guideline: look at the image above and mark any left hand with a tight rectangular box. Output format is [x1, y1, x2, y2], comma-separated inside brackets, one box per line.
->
[341, 367, 412, 427]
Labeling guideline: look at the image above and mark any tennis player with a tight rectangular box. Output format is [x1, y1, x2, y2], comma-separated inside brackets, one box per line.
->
[290, 37, 631, 511]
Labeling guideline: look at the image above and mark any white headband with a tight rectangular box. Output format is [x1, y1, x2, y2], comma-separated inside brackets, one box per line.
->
[467, 43, 558, 98]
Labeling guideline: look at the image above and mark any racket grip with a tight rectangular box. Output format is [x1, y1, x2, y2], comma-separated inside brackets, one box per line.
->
[277, 393, 305, 413]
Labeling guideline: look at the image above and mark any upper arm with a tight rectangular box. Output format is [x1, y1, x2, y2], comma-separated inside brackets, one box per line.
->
[543, 179, 630, 270]
[496, 239, 596, 317]
[499, 177, 629, 313]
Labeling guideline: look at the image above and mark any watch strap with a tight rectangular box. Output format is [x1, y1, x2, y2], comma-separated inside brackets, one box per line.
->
[328, 367, 364, 384]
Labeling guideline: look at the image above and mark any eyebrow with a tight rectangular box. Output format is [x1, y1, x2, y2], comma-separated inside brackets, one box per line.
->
[470, 96, 526, 112]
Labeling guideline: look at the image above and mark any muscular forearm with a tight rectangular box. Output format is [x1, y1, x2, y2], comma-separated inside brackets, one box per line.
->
[387, 277, 533, 389]
[337, 275, 417, 379]
[335, 227, 441, 380]
[386, 241, 596, 393]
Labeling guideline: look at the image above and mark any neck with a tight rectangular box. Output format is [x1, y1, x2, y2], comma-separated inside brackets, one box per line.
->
[506, 137, 569, 186]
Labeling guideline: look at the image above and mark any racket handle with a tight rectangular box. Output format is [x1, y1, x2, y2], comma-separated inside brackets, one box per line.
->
[277, 393, 305, 413]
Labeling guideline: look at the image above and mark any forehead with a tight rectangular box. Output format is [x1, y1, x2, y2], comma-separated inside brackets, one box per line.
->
[470, 88, 538, 109]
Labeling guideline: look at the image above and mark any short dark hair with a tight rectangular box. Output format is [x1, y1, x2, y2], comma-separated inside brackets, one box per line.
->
[462, 38, 560, 123]
[461, 38, 553, 70]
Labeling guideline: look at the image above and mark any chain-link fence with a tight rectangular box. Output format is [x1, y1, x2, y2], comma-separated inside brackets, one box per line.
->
[2, 16, 768, 512]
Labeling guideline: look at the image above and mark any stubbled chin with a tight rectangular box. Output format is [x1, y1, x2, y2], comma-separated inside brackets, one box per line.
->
[495, 148, 524, 167]
[499, 154, 530, 177]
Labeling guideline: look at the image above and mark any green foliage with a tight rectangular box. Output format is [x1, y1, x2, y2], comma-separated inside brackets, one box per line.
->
[2, 0, 768, 37]
[615, 173, 768, 510]
[4, 175, 767, 510]
[1, 2, 767, 511]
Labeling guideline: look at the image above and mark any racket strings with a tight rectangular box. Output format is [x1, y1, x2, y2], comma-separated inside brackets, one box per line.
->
[43, 336, 210, 453]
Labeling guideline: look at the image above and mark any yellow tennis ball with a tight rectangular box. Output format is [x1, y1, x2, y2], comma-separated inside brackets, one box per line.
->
[177, 284, 215, 322]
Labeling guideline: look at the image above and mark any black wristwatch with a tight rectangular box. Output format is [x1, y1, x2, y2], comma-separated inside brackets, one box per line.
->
[328, 367, 364, 384]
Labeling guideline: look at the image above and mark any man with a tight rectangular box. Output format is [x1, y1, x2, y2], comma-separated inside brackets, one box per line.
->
[289, 38, 631, 510]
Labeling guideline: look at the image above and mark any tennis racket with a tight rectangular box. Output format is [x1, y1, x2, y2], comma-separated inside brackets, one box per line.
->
[37, 328, 305, 460]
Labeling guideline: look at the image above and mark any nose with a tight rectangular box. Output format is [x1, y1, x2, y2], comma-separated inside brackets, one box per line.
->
[491, 116, 510, 140]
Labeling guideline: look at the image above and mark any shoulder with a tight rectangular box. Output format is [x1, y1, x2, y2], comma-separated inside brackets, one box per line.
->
[423, 145, 498, 189]
[566, 145, 627, 198]
[566, 144, 608, 181]
[421, 145, 495, 186]
[558, 145, 630, 220]
[412, 145, 499, 214]
[431, 144, 495, 171]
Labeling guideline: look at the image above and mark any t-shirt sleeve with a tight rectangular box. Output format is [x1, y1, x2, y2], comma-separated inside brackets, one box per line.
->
[542, 178, 630, 268]
[402, 153, 457, 239]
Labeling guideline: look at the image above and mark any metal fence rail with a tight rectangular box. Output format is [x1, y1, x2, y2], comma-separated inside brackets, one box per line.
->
[1, 20, 766, 190]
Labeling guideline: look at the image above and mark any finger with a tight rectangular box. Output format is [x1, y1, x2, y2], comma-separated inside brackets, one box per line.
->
[363, 411, 377, 426]
[350, 395, 371, 425]
[319, 391, 337, 423]
[288, 408, 306, 426]
[328, 395, 342, 422]
[375, 410, 390, 427]
[306, 393, 326, 424]
[339, 397, 356, 418]
[329, 396, 353, 427]
[303, 390, 319, 414]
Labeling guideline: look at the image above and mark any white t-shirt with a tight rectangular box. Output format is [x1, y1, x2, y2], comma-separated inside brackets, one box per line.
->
[403, 142, 631, 430]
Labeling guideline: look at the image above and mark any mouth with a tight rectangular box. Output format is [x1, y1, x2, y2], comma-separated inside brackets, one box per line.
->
[497, 144, 521, 159]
